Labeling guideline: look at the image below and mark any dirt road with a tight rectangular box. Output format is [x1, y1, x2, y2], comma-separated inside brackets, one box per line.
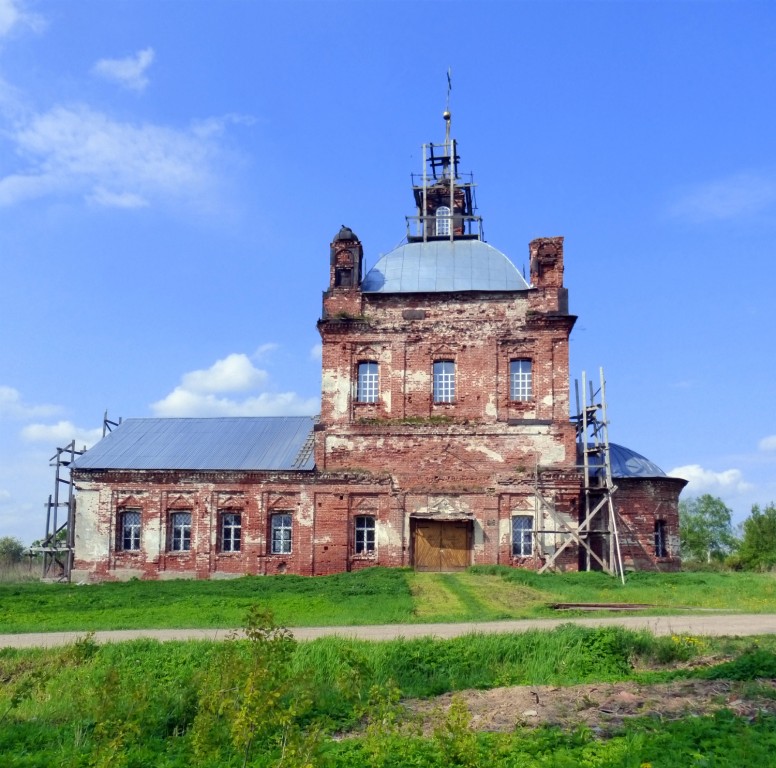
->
[3, 613, 776, 648]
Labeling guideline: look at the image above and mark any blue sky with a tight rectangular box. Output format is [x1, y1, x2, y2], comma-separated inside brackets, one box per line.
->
[1, 0, 775, 544]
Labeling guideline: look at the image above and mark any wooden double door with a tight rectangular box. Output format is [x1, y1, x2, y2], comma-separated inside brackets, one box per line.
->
[413, 519, 471, 571]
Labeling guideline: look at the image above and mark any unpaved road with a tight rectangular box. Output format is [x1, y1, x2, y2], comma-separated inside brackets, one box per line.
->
[3, 613, 776, 648]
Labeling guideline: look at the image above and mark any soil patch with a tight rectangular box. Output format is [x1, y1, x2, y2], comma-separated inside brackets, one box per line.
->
[404, 679, 776, 734]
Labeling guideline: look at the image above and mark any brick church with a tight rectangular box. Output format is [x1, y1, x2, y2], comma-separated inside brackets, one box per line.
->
[70, 115, 685, 582]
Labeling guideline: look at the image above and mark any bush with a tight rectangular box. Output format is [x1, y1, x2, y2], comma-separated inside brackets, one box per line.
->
[0, 537, 25, 566]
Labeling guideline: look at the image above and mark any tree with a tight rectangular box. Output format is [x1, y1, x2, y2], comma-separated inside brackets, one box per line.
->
[679, 494, 736, 563]
[736, 503, 776, 570]
[0, 536, 25, 565]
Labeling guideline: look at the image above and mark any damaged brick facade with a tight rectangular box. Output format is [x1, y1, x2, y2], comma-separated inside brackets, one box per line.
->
[71, 128, 684, 581]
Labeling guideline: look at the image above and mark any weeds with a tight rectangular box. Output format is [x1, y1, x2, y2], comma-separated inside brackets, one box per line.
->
[2, 612, 776, 766]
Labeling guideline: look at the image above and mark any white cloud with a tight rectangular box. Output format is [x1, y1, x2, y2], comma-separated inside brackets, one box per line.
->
[92, 48, 155, 92]
[668, 464, 753, 494]
[0, 488, 11, 503]
[20, 420, 103, 449]
[151, 352, 318, 417]
[670, 172, 776, 222]
[86, 187, 149, 209]
[0, 104, 232, 209]
[251, 343, 279, 361]
[180, 353, 267, 394]
[0, 386, 60, 419]
[758, 435, 776, 452]
[151, 389, 319, 418]
[0, 0, 44, 39]
[309, 343, 322, 361]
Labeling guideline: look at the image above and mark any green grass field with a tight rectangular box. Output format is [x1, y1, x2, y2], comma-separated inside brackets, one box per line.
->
[2, 622, 776, 767]
[1, 566, 775, 633]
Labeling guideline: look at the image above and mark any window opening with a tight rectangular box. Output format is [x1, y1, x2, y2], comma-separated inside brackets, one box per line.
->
[433, 360, 455, 403]
[512, 515, 533, 557]
[169, 511, 192, 552]
[221, 511, 242, 552]
[654, 520, 668, 557]
[271, 513, 292, 554]
[119, 509, 141, 551]
[435, 205, 451, 236]
[354, 515, 376, 554]
[357, 361, 379, 403]
[510, 359, 533, 401]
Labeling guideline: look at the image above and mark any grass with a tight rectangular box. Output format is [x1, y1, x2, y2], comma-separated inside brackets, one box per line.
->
[2, 626, 776, 766]
[1, 567, 776, 633]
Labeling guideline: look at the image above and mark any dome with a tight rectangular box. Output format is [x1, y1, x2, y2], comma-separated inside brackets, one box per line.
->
[362, 239, 529, 293]
[334, 225, 357, 241]
[579, 442, 667, 478]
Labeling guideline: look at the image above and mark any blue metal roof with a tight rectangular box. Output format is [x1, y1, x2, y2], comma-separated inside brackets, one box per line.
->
[72, 417, 316, 471]
[579, 442, 667, 478]
[362, 239, 529, 293]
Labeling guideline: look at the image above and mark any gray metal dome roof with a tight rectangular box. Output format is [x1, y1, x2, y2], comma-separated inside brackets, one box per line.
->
[362, 240, 529, 293]
[579, 442, 667, 478]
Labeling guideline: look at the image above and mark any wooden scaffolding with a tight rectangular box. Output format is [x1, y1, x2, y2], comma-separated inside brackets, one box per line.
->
[534, 369, 624, 581]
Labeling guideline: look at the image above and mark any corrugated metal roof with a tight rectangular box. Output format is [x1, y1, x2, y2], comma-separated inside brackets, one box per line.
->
[362, 240, 529, 293]
[580, 442, 667, 479]
[72, 417, 317, 471]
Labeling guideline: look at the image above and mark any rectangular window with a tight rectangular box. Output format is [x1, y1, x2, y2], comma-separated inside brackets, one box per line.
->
[654, 520, 668, 557]
[512, 515, 533, 557]
[169, 511, 192, 552]
[271, 513, 292, 554]
[220, 512, 242, 553]
[120, 509, 141, 551]
[354, 515, 376, 554]
[510, 359, 533, 401]
[357, 361, 379, 403]
[433, 360, 455, 403]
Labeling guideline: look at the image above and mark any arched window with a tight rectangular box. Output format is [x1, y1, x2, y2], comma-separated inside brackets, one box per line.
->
[435, 205, 451, 236]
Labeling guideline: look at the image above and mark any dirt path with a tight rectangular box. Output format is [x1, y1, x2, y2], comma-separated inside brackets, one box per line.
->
[3, 613, 776, 648]
[404, 678, 776, 734]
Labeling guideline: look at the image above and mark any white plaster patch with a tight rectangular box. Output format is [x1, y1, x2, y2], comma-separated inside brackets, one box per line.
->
[465, 443, 504, 463]
[378, 520, 402, 548]
[484, 394, 497, 418]
[73, 487, 108, 562]
[322, 371, 350, 416]
[327, 436, 356, 453]
[144, 516, 161, 558]
[532, 434, 566, 464]
[498, 517, 511, 545]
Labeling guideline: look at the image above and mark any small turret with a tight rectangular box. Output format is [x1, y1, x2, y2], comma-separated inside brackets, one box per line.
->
[329, 225, 363, 290]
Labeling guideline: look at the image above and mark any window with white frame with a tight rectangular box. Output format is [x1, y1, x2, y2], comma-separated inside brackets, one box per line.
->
[119, 509, 141, 551]
[435, 205, 451, 236]
[433, 360, 455, 403]
[169, 511, 192, 552]
[512, 515, 533, 557]
[654, 520, 668, 557]
[354, 515, 376, 554]
[270, 513, 292, 554]
[220, 511, 242, 553]
[357, 361, 379, 403]
[510, 359, 533, 401]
